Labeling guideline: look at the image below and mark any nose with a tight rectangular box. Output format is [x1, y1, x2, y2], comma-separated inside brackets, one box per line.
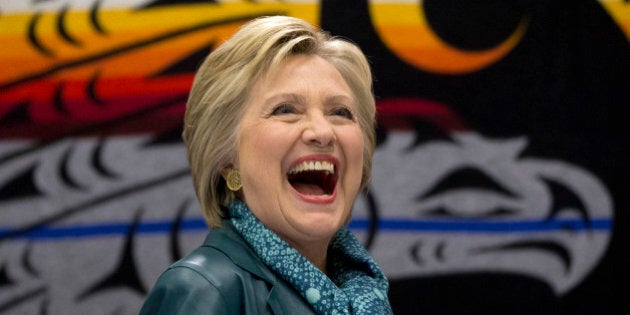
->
[302, 111, 335, 147]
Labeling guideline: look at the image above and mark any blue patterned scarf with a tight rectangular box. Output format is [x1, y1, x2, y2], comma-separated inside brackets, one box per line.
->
[229, 200, 392, 314]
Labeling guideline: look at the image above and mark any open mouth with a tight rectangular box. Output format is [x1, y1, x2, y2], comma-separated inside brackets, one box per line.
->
[287, 160, 337, 196]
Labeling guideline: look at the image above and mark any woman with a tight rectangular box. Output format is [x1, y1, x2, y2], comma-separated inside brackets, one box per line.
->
[140, 16, 392, 314]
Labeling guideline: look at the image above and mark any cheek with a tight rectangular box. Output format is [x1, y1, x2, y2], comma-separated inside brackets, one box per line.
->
[238, 124, 288, 180]
[341, 127, 365, 178]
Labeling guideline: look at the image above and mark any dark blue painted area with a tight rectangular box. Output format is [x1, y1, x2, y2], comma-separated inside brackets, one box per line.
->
[0, 217, 612, 240]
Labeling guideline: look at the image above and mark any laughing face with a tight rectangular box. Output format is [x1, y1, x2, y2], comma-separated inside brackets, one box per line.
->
[235, 54, 365, 251]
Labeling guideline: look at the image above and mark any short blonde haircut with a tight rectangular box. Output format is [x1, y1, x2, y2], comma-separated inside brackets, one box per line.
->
[183, 16, 375, 227]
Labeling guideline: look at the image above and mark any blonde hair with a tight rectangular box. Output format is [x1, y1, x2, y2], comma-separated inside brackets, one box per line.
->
[182, 16, 375, 227]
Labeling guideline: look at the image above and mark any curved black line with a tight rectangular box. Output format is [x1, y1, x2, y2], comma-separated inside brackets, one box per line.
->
[90, 0, 107, 35]
[57, 5, 83, 47]
[92, 137, 118, 178]
[38, 297, 49, 315]
[0, 164, 43, 200]
[87, 71, 106, 106]
[78, 208, 147, 299]
[418, 166, 518, 200]
[425, 206, 518, 218]
[22, 242, 40, 277]
[0, 285, 46, 313]
[410, 241, 424, 265]
[473, 240, 572, 274]
[0, 263, 13, 286]
[53, 82, 69, 115]
[60, 145, 85, 190]
[153, 40, 215, 77]
[542, 177, 590, 228]
[140, 0, 219, 8]
[28, 12, 55, 57]
[435, 241, 446, 262]
[0, 100, 31, 128]
[363, 189, 379, 250]
[0, 94, 186, 165]
[170, 199, 191, 262]
[0, 168, 190, 241]
[2, 12, 285, 90]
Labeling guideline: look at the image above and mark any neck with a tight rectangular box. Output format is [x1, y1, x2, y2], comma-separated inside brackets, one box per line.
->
[288, 239, 330, 274]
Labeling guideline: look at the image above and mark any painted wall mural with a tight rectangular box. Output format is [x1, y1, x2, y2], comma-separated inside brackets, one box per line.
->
[1, 0, 628, 314]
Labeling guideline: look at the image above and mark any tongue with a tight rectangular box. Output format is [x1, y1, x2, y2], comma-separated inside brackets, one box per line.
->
[292, 182, 326, 195]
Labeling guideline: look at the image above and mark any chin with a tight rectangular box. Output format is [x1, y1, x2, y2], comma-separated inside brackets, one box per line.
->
[292, 212, 345, 239]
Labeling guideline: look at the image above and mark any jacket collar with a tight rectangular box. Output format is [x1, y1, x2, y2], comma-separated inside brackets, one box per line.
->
[202, 220, 315, 314]
[202, 220, 274, 282]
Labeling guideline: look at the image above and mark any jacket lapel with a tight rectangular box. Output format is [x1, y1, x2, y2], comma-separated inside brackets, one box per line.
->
[266, 281, 315, 314]
[204, 221, 315, 314]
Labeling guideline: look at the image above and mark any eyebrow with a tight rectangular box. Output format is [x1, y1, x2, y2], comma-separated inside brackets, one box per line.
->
[323, 94, 354, 106]
[264, 93, 306, 106]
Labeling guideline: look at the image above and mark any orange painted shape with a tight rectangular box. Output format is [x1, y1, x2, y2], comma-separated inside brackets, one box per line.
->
[369, 3, 529, 74]
[0, 3, 319, 86]
[599, 0, 630, 41]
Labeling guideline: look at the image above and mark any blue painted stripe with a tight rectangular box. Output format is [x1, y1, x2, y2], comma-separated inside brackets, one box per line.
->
[0, 217, 612, 240]
[348, 218, 613, 232]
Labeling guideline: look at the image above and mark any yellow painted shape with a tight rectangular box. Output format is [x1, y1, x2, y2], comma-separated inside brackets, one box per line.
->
[0, 2, 318, 85]
[599, 0, 630, 41]
[369, 3, 529, 74]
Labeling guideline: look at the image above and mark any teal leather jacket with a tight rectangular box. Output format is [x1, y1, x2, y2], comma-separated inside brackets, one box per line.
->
[139, 220, 315, 314]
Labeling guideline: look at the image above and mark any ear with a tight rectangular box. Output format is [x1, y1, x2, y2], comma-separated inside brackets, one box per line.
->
[220, 164, 234, 180]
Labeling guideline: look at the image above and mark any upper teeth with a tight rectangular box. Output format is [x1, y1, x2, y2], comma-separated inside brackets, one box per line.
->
[288, 161, 334, 175]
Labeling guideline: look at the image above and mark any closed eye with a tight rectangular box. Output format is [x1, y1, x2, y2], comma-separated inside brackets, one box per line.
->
[270, 103, 296, 116]
[330, 107, 355, 121]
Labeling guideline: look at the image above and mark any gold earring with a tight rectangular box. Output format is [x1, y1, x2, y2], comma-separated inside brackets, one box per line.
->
[226, 169, 242, 191]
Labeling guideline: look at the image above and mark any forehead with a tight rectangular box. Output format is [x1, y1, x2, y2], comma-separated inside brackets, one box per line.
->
[251, 54, 353, 98]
